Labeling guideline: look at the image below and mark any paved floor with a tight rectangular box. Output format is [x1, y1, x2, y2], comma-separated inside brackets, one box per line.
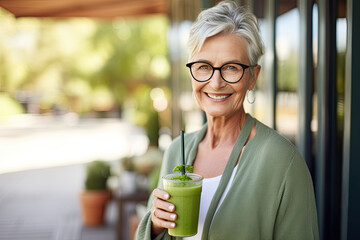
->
[0, 164, 117, 240]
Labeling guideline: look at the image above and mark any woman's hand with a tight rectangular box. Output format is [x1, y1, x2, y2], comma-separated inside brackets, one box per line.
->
[151, 188, 177, 236]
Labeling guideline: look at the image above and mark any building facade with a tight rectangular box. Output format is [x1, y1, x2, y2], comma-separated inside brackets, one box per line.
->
[168, 0, 360, 239]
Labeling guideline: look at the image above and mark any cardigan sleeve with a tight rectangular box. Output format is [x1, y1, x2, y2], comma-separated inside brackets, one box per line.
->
[134, 210, 170, 240]
[273, 151, 319, 240]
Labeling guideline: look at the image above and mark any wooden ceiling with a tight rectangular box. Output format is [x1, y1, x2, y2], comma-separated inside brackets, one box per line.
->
[0, 0, 346, 20]
[0, 0, 168, 19]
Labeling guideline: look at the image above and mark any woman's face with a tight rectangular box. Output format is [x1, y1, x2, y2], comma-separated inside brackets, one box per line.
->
[189, 33, 261, 119]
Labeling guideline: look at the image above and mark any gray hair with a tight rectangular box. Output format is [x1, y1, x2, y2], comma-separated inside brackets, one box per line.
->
[188, 1, 264, 66]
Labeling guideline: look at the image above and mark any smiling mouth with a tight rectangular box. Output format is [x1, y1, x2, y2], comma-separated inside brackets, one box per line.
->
[206, 93, 232, 100]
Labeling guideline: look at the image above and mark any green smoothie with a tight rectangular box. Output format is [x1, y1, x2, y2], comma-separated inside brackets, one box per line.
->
[163, 173, 203, 237]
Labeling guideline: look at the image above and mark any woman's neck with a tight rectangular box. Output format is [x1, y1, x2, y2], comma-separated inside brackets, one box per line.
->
[204, 110, 247, 149]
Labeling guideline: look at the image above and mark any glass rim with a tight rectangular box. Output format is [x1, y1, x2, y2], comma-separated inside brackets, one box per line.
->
[162, 173, 203, 183]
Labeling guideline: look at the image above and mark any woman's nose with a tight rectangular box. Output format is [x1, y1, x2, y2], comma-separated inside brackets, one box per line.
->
[209, 69, 226, 89]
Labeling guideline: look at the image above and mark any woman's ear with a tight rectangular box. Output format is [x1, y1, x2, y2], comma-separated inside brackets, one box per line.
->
[249, 65, 261, 90]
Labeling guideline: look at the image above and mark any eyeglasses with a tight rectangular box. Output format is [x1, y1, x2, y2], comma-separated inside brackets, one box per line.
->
[186, 61, 255, 83]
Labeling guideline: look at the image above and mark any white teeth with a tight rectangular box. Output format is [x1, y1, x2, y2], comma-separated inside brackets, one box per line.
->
[207, 94, 231, 100]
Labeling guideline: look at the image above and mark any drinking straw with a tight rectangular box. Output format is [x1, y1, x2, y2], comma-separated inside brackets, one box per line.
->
[181, 130, 185, 175]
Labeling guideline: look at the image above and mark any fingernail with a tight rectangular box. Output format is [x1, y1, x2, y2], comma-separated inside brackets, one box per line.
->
[168, 205, 174, 211]
[170, 214, 176, 220]
[164, 193, 169, 199]
[170, 223, 175, 228]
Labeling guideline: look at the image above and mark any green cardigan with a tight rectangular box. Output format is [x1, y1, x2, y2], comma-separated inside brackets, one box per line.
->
[135, 116, 319, 240]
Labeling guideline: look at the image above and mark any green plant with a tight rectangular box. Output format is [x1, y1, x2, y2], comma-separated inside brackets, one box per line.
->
[85, 160, 111, 190]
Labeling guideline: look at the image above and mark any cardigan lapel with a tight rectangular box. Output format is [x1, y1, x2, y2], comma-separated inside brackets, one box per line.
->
[201, 114, 255, 240]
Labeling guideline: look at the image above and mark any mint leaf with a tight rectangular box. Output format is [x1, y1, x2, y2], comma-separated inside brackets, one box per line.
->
[172, 165, 194, 173]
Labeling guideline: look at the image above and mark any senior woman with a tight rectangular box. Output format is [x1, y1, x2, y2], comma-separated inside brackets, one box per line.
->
[136, 1, 319, 240]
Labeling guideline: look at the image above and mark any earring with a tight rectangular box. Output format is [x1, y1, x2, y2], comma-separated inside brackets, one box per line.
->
[247, 89, 255, 104]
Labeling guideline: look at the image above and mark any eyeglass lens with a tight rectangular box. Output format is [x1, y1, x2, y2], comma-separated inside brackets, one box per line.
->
[190, 62, 244, 83]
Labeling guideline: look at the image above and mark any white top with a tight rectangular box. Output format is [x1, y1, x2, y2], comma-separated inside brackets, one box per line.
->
[183, 164, 239, 240]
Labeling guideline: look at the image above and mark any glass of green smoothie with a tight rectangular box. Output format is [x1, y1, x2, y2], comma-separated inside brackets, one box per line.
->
[162, 172, 203, 237]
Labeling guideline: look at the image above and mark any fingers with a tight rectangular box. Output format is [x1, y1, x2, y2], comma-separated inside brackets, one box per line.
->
[152, 189, 175, 212]
[151, 188, 177, 230]
[153, 208, 177, 221]
[152, 196, 175, 212]
[152, 188, 170, 200]
[151, 207, 177, 229]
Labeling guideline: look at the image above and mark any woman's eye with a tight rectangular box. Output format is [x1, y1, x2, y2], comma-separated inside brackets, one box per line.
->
[224, 65, 239, 71]
[196, 64, 211, 71]
[199, 65, 210, 70]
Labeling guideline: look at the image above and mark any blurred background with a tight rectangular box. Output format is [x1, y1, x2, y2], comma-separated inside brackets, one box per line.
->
[0, 0, 358, 240]
[0, 11, 171, 173]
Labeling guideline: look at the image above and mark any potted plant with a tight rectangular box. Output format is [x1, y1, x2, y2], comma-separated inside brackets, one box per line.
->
[80, 160, 111, 226]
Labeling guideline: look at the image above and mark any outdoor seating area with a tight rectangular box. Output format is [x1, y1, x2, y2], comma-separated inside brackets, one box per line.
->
[0, 157, 155, 240]
[0, 164, 116, 240]
[0, 116, 161, 240]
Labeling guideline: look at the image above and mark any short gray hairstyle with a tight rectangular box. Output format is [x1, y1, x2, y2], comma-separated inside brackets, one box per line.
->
[188, 1, 264, 66]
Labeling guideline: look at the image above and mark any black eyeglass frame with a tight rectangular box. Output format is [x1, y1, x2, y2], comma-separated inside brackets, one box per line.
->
[186, 61, 256, 84]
